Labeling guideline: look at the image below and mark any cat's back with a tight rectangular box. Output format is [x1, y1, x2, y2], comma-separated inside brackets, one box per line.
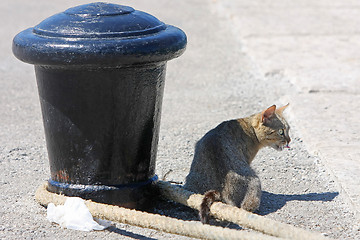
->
[185, 119, 249, 193]
[192, 119, 249, 172]
[196, 120, 240, 146]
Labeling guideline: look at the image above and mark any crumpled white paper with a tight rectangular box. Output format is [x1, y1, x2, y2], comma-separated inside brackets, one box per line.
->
[47, 197, 111, 231]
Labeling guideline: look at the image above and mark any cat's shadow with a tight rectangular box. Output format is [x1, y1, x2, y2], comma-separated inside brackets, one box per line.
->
[257, 191, 339, 215]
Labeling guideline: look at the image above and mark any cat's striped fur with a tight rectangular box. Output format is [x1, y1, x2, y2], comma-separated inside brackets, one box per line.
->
[184, 105, 291, 224]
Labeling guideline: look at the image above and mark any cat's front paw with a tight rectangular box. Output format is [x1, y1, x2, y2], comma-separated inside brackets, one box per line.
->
[241, 197, 260, 212]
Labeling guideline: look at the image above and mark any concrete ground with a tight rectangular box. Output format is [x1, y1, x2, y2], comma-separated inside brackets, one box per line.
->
[212, 0, 360, 221]
[0, 0, 359, 239]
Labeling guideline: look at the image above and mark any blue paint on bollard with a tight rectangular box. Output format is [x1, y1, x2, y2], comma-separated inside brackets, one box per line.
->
[48, 175, 159, 193]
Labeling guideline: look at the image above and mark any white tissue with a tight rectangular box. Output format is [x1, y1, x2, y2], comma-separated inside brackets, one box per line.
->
[47, 197, 111, 231]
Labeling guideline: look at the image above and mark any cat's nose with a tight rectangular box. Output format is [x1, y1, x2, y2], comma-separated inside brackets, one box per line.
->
[285, 138, 291, 148]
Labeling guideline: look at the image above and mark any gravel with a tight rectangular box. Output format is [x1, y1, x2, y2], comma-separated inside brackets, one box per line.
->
[1, 0, 359, 239]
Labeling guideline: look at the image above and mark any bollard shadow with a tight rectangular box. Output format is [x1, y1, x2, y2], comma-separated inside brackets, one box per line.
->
[150, 198, 242, 230]
[106, 226, 158, 240]
[257, 191, 339, 216]
[150, 197, 199, 222]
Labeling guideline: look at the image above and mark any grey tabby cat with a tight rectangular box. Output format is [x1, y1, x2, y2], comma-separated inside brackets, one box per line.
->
[184, 104, 291, 223]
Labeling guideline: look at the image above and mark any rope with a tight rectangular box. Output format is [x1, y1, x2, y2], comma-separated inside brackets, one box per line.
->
[156, 180, 331, 240]
[36, 181, 332, 240]
[35, 182, 279, 240]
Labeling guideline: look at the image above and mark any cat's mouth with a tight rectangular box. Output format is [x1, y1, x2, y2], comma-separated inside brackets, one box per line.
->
[273, 143, 290, 151]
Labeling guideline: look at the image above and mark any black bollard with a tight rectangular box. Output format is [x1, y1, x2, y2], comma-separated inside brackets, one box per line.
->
[12, 2, 186, 209]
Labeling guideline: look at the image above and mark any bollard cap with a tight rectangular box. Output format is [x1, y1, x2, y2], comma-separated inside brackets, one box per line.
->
[13, 2, 187, 67]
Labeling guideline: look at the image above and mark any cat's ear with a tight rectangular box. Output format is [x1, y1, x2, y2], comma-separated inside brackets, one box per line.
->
[276, 103, 289, 114]
[262, 105, 276, 123]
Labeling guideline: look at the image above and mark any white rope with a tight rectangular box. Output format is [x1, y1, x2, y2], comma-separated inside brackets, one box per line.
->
[156, 180, 332, 240]
[35, 182, 279, 240]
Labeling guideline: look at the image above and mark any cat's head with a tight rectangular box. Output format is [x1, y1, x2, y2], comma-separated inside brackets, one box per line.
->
[258, 104, 291, 151]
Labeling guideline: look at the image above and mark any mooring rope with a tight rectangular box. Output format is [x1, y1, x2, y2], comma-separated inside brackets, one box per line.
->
[156, 181, 330, 240]
[35, 181, 331, 240]
[36, 182, 277, 240]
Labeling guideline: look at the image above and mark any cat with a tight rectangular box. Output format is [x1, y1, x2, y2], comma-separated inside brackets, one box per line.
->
[184, 104, 291, 224]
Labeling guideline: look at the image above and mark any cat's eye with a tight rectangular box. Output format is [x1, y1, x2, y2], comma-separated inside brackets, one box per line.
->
[278, 129, 284, 135]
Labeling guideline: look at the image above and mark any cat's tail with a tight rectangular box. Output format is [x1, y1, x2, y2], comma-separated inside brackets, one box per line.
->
[200, 190, 221, 224]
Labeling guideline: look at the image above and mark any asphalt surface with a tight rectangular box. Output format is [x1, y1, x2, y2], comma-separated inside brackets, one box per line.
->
[1, 0, 359, 239]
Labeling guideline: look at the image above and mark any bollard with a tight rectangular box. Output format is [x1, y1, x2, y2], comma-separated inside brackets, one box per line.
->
[12, 2, 186, 209]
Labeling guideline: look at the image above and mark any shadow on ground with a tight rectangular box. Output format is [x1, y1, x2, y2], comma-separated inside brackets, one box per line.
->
[258, 191, 339, 215]
[151, 198, 242, 230]
[107, 226, 158, 240]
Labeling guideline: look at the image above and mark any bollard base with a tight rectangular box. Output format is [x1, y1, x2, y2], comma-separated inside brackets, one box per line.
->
[46, 175, 158, 210]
